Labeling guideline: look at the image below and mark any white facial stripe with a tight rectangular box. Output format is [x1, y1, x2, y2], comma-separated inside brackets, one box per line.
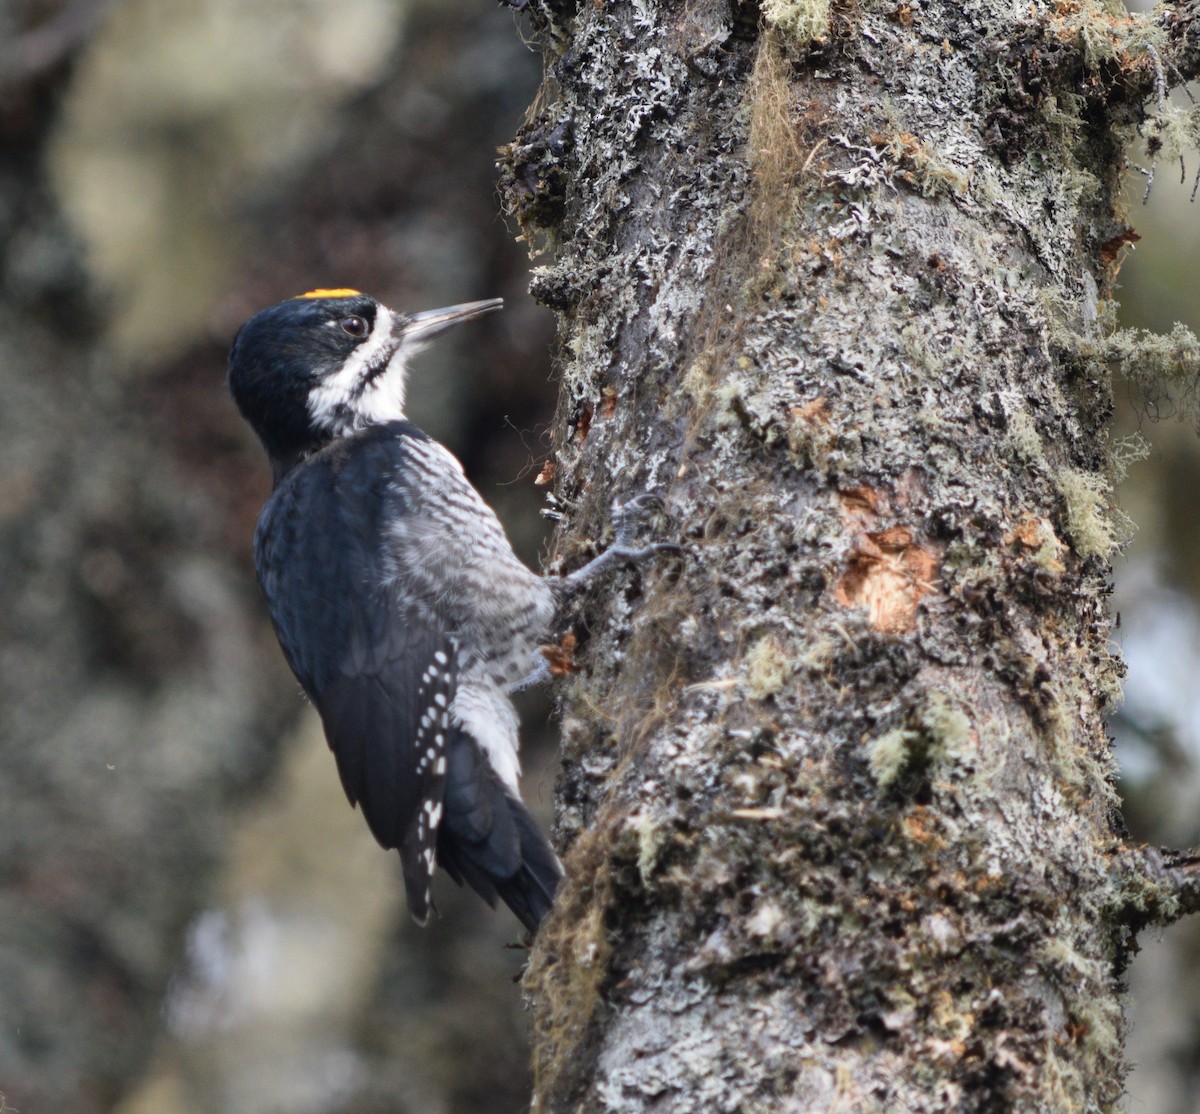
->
[307, 306, 411, 432]
[351, 342, 417, 427]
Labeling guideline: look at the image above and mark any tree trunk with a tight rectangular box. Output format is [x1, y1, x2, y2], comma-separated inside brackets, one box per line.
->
[501, 0, 1200, 1109]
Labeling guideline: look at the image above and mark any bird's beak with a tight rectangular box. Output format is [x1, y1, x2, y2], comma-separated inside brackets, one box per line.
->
[399, 299, 504, 343]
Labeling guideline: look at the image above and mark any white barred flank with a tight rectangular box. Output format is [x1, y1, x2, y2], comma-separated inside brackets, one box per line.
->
[451, 680, 523, 794]
[383, 436, 556, 688]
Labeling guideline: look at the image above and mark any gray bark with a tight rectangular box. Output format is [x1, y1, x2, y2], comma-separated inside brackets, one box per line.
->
[500, 0, 1200, 1109]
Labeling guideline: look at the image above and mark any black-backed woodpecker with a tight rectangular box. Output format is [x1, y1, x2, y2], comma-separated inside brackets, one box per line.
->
[228, 289, 670, 932]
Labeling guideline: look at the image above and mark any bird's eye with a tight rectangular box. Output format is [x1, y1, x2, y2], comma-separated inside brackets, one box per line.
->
[340, 315, 368, 337]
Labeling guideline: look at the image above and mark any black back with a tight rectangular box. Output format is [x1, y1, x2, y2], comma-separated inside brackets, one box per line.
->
[255, 422, 451, 921]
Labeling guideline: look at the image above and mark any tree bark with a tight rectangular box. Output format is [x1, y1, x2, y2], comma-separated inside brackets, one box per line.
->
[501, 0, 1200, 1109]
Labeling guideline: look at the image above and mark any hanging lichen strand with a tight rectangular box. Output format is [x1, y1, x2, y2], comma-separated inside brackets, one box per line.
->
[499, 0, 1200, 1109]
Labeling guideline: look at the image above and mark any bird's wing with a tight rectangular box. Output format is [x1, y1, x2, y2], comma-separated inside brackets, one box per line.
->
[318, 614, 457, 924]
[254, 427, 458, 922]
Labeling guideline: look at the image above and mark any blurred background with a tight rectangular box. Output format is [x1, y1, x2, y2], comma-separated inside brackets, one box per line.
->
[1, 0, 1198, 1111]
[1, 1, 555, 1111]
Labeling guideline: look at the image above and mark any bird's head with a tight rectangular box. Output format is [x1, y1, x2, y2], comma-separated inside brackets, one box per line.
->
[228, 289, 502, 475]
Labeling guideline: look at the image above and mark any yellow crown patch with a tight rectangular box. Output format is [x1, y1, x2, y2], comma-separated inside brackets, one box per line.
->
[295, 288, 362, 300]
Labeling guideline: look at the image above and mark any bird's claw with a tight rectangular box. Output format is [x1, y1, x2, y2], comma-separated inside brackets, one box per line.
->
[611, 492, 668, 546]
[563, 495, 679, 589]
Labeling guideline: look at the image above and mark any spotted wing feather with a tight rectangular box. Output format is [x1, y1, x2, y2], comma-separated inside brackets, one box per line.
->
[318, 630, 458, 924]
[254, 425, 458, 922]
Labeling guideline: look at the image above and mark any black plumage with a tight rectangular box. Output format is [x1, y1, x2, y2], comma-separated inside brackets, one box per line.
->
[229, 293, 562, 932]
[253, 421, 559, 931]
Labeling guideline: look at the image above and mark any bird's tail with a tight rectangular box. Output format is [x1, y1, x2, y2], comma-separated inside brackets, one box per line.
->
[434, 734, 562, 933]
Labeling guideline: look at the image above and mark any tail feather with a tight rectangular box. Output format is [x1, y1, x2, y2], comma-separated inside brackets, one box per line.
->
[494, 798, 562, 932]
[436, 734, 562, 932]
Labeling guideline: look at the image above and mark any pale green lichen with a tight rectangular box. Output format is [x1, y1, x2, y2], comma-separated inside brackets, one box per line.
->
[761, 0, 830, 46]
[682, 357, 715, 408]
[1142, 103, 1200, 164]
[744, 634, 792, 699]
[630, 811, 668, 889]
[1005, 409, 1044, 466]
[1043, 934, 1100, 979]
[919, 691, 972, 763]
[712, 378, 747, 429]
[1058, 467, 1131, 559]
[867, 726, 917, 789]
[906, 146, 971, 198]
[1053, 2, 1166, 71]
[1111, 432, 1148, 481]
[797, 633, 838, 673]
[1101, 322, 1200, 391]
[1028, 518, 1068, 574]
[867, 692, 973, 789]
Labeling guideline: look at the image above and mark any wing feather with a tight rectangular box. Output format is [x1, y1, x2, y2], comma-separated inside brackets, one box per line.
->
[254, 426, 458, 921]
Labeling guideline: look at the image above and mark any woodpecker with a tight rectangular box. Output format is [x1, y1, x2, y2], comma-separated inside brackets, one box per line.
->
[228, 289, 670, 933]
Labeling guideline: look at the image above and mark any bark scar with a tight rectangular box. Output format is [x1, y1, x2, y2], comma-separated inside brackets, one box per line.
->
[833, 485, 940, 633]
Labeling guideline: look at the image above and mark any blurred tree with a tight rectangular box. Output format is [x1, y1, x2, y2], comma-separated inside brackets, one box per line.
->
[1, 1, 552, 1112]
[0, 3, 292, 1111]
[499, 0, 1200, 1108]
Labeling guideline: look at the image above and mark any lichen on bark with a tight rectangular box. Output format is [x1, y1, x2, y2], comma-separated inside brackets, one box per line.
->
[499, 0, 1200, 1109]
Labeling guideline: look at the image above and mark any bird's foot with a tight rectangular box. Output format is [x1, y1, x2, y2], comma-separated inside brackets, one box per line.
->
[563, 493, 680, 590]
[509, 657, 553, 693]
